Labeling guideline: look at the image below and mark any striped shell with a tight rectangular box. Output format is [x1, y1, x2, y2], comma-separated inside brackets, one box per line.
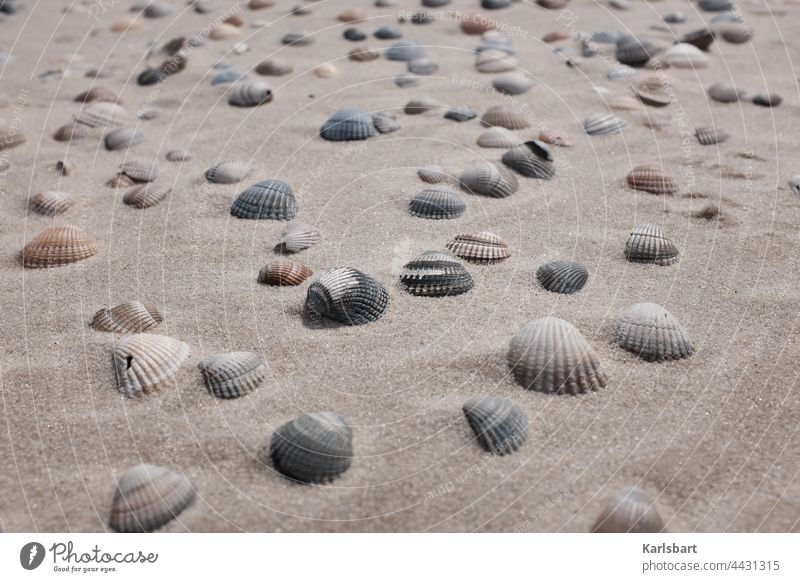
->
[255, 59, 292, 76]
[198, 351, 267, 399]
[477, 126, 523, 149]
[278, 222, 320, 253]
[475, 49, 518, 73]
[459, 163, 519, 198]
[305, 267, 388, 325]
[616, 302, 694, 361]
[206, 160, 249, 184]
[349, 47, 381, 61]
[507, 317, 607, 395]
[463, 395, 528, 455]
[120, 160, 157, 183]
[320, 107, 376, 141]
[269, 412, 353, 484]
[592, 486, 666, 533]
[708, 82, 746, 103]
[230, 180, 298, 220]
[418, 165, 452, 184]
[53, 122, 92, 142]
[492, 72, 533, 95]
[536, 260, 588, 294]
[405, 96, 444, 114]
[694, 126, 729, 145]
[626, 165, 677, 195]
[584, 112, 626, 135]
[501, 141, 555, 180]
[446, 232, 510, 264]
[166, 149, 191, 162]
[30, 191, 72, 216]
[75, 102, 128, 128]
[123, 184, 171, 209]
[91, 301, 163, 333]
[480, 105, 529, 129]
[681, 28, 715, 51]
[624, 223, 679, 265]
[228, 81, 273, 107]
[371, 113, 400, 134]
[113, 333, 190, 397]
[385, 41, 426, 61]
[258, 260, 313, 285]
[400, 251, 474, 297]
[615, 36, 659, 67]
[109, 464, 195, 533]
[20, 224, 97, 268]
[409, 185, 466, 219]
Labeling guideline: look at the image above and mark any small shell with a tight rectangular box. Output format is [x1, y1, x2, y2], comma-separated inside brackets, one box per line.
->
[607, 95, 643, 112]
[258, 259, 313, 285]
[400, 251, 474, 297]
[313, 63, 339, 78]
[626, 165, 677, 195]
[113, 333, 190, 397]
[460, 14, 496, 35]
[699, 0, 733, 11]
[305, 267, 388, 325]
[344, 28, 367, 42]
[681, 28, 715, 51]
[372, 113, 400, 133]
[395, 74, 420, 88]
[694, 126, 729, 145]
[75, 87, 119, 104]
[255, 59, 293, 76]
[404, 96, 445, 114]
[338, 8, 366, 22]
[198, 351, 267, 399]
[123, 184, 171, 209]
[507, 316, 608, 395]
[142, 1, 174, 17]
[480, 105, 529, 130]
[536, 260, 588, 294]
[717, 23, 753, 44]
[384, 41, 426, 61]
[476, 126, 523, 149]
[539, 128, 572, 147]
[418, 165, 452, 184]
[616, 302, 694, 361]
[632, 78, 671, 107]
[607, 64, 636, 80]
[492, 72, 534, 95]
[409, 185, 466, 219]
[753, 94, 782, 108]
[91, 301, 163, 333]
[320, 107, 376, 141]
[446, 232, 510, 264]
[19, 224, 97, 268]
[708, 82, 746, 103]
[615, 36, 659, 67]
[584, 112, 626, 135]
[75, 102, 128, 128]
[279, 222, 320, 253]
[205, 160, 249, 184]
[463, 395, 528, 455]
[230, 180, 298, 220]
[655, 43, 709, 68]
[788, 176, 800, 196]
[592, 486, 667, 533]
[624, 223, 679, 266]
[120, 160, 157, 183]
[407, 57, 438, 75]
[475, 49, 518, 73]
[459, 162, 519, 197]
[53, 122, 91, 142]
[111, 16, 141, 32]
[166, 149, 191, 162]
[642, 111, 672, 129]
[109, 174, 136, 189]
[269, 412, 353, 483]
[374, 26, 403, 40]
[136, 68, 166, 86]
[30, 191, 72, 216]
[109, 464, 195, 533]
[228, 80, 273, 107]
[104, 127, 144, 151]
[282, 32, 314, 46]
[349, 46, 381, 61]
[501, 141, 556, 180]
[209, 23, 241, 40]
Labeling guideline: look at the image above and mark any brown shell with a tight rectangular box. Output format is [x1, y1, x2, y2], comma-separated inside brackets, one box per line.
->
[255, 59, 293, 76]
[30, 191, 72, 216]
[624, 223, 679, 266]
[348, 47, 381, 61]
[538, 128, 572, 147]
[626, 165, 677, 195]
[338, 8, 366, 22]
[91, 301, 164, 333]
[19, 224, 98, 268]
[122, 184, 171, 209]
[258, 260, 313, 286]
[592, 486, 667, 533]
[480, 105, 530, 130]
[446, 232, 510, 264]
[460, 14, 496, 35]
[53, 122, 92, 142]
[694, 126, 729, 145]
[75, 87, 120, 104]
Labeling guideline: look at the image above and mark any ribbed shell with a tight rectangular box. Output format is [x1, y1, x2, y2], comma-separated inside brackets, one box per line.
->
[349, 46, 381, 61]
[480, 105, 529, 129]
[228, 81, 273, 107]
[539, 128, 572, 147]
[279, 222, 320, 253]
[607, 95, 642, 112]
[694, 126, 729, 145]
[198, 351, 267, 399]
[418, 165, 452, 184]
[122, 184, 171, 209]
[166, 149, 191, 162]
[75, 102, 128, 128]
[109, 464, 195, 533]
[269, 412, 353, 483]
[20, 224, 97, 268]
[258, 259, 313, 285]
[230, 180, 298, 220]
[206, 160, 249, 184]
[255, 59, 292, 76]
[632, 78, 672, 107]
[492, 72, 533, 95]
[113, 333, 190, 397]
[443, 106, 476, 122]
[459, 163, 519, 197]
[501, 142, 556, 180]
[475, 49, 518, 73]
[624, 224, 679, 265]
[615, 36, 659, 67]
[305, 267, 388, 325]
[592, 486, 666, 533]
[385, 41, 426, 61]
[681, 28, 715, 51]
[584, 112, 626, 135]
[320, 107, 376, 141]
[476, 126, 523, 148]
[446, 232, 510, 264]
[30, 191, 72, 216]
[53, 122, 92, 142]
[507, 317, 607, 395]
[616, 302, 694, 361]
[404, 96, 444, 114]
[708, 82, 746, 103]
[409, 185, 466, 219]
[400, 251, 474, 297]
[120, 160, 157, 183]
[536, 260, 588, 294]
[91, 301, 163, 333]
[626, 165, 676, 195]
[371, 113, 400, 134]
[463, 395, 528, 455]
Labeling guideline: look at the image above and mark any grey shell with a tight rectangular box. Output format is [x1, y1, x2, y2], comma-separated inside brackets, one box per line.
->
[584, 112, 626, 135]
[255, 59, 293, 76]
[113, 333, 190, 397]
[206, 160, 249, 184]
[681, 28, 715, 51]
[230, 180, 298, 220]
[418, 165, 452, 184]
[372, 113, 401, 134]
[30, 191, 72, 216]
[708, 82, 746, 103]
[615, 35, 659, 66]
[91, 301, 163, 333]
[120, 160, 157, 182]
[407, 57, 438, 75]
[212, 68, 246, 85]
[698, 0, 732, 10]
[615, 302, 694, 361]
[444, 107, 477, 122]
[374, 26, 402, 39]
[409, 185, 466, 219]
[282, 32, 314, 46]
[476, 126, 523, 149]
[228, 81, 273, 107]
[493, 72, 534, 95]
[459, 163, 519, 197]
[624, 223, 679, 265]
[400, 250, 474, 297]
[480, 105, 530, 129]
[446, 232, 510, 264]
[109, 464, 195, 532]
[384, 40, 426, 61]
[166, 149, 191, 162]
[75, 102, 128, 128]
[694, 126, 729, 145]
[104, 127, 144, 151]
[123, 184, 171, 209]
[592, 486, 667, 533]
[501, 141, 556, 180]
[305, 267, 389, 325]
[320, 107, 377, 141]
[279, 222, 320, 253]
[198, 351, 267, 399]
[536, 260, 588, 294]
[463, 395, 528, 455]
[395, 74, 420, 88]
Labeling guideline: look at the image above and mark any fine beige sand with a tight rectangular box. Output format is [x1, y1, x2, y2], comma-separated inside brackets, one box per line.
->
[1, 0, 800, 532]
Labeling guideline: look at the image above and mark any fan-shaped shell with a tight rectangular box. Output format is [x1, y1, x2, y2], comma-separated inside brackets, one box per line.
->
[20, 224, 97, 268]
[536, 260, 588, 294]
[459, 163, 519, 197]
[501, 141, 555, 180]
[75, 102, 128, 128]
[507, 317, 607, 395]
[198, 351, 267, 399]
[476, 126, 523, 148]
[492, 72, 534, 95]
[616, 302, 694, 361]
[279, 222, 320, 253]
[404, 96, 444, 114]
[418, 165, 452, 184]
[480, 105, 529, 130]
[53, 122, 92, 142]
[269, 412, 353, 483]
[258, 259, 313, 286]
[708, 82, 746, 103]
[463, 395, 528, 455]
[461, 14, 496, 35]
[75, 87, 119, 103]
[538, 128, 572, 147]
[400, 251, 474, 297]
[374, 25, 402, 40]
[446, 232, 510, 264]
[371, 113, 400, 134]
[109, 464, 195, 533]
[584, 112, 626, 135]
[626, 165, 676, 195]
[694, 126, 729, 145]
[228, 80, 273, 107]
[592, 486, 666, 533]
[120, 160, 157, 183]
[209, 22, 241, 40]
[255, 59, 292, 76]
[91, 301, 163, 333]
[30, 191, 72, 216]
[384, 41, 426, 61]
[615, 36, 659, 67]
[205, 160, 249, 184]
[313, 63, 339, 78]
[123, 184, 171, 209]
[320, 107, 376, 141]
[632, 78, 672, 107]
[624, 223, 679, 265]
[409, 185, 466, 219]
[230, 180, 298, 220]
[305, 267, 388, 325]
[104, 127, 144, 151]
[407, 57, 438, 75]
[113, 333, 190, 397]
[475, 49, 518, 73]
[656, 43, 709, 68]
[166, 149, 191, 162]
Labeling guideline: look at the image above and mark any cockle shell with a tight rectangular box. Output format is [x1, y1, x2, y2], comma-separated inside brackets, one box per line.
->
[616, 302, 694, 361]
[75, 87, 119, 103]
[113, 333, 190, 397]
[269, 412, 353, 483]
[501, 141, 556, 180]
[228, 80, 273, 107]
[584, 112, 626, 135]
[123, 184, 171, 209]
[313, 63, 339, 78]
[624, 223, 679, 266]
[539, 128, 572, 147]
[654, 43, 709, 68]
[632, 78, 671, 107]
[418, 165, 452, 184]
[30, 191, 72, 216]
[305, 267, 388, 325]
[338, 8, 366, 22]
[75, 102, 128, 128]
[694, 126, 729, 145]
[536, 260, 588, 294]
[446, 232, 510, 264]
[480, 105, 529, 129]
[19, 224, 97, 268]
[463, 395, 528, 455]
[400, 251, 474, 297]
[708, 82, 746, 103]
[681, 28, 715, 51]
[198, 351, 267, 399]
[626, 165, 677, 195]
[460, 14, 496, 35]
[91, 301, 163, 333]
[459, 163, 519, 198]
[372, 113, 400, 133]
[278, 222, 320, 253]
[475, 49, 518, 73]
[120, 160, 157, 183]
[344, 28, 367, 42]
[166, 149, 191, 162]
[508, 317, 607, 395]
[476, 126, 523, 149]
[53, 122, 92, 142]
[492, 72, 533, 95]
[104, 127, 144, 151]
[404, 96, 444, 114]
[592, 486, 667, 533]
[374, 25, 402, 40]
[385, 40, 426, 61]
[717, 23, 753, 44]
[407, 57, 438, 75]
[230, 180, 298, 220]
[349, 46, 381, 61]
[255, 59, 292, 76]
[409, 185, 466, 219]
[258, 259, 313, 285]
[615, 36, 659, 67]
[205, 160, 249, 184]
[209, 23, 241, 40]
[320, 107, 376, 141]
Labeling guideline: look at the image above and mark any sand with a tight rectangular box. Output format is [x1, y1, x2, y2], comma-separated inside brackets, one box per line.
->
[1, 0, 800, 532]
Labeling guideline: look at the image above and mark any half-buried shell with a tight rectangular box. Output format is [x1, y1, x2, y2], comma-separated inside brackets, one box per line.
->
[123, 184, 171, 209]
[258, 259, 313, 285]
[501, 141, 555, 180]
[198, 351, 267, 399]
[459, 163, 519, 197]
[592, 486, 667, 533]
[20, 224, 97, 268]
[278, 222, 320, 253]
[615, 35, 660, 67]
[615, 302, 694, 361]
[626, 165, 677, 195]
[480, 105, 529, 129]
[400, 251, 474, 297]
[409, 185, 466, 219]
[418, 165, 452, 184]
[536, 260, 588, 294]
[206, 160, 249, 184]
[476, 126, 523, 148]
[113, 333, 190, 397]
[120, 160, 157, 183]
[30, 191, 72, 216]
[91, 301, 163, 333]
[320, 107, 376, 141]
[624, 223, 679, 265]
[584, 112, 626, 135]
[492, 72, 533, 95]
[230, 180, 298, 220]
[463, 395, 528, 455]
[305, 267, 388, 325]
[446, 232, 510, 264]
[75, 102, 128, 128]
[109, 464, 195, 532]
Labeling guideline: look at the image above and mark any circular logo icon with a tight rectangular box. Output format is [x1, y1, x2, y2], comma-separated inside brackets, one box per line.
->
[20, 542, 46, 570]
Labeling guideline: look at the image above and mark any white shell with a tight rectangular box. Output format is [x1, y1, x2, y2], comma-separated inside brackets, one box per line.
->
[113, 333, 190, 397]
[279, 222, 320, 253]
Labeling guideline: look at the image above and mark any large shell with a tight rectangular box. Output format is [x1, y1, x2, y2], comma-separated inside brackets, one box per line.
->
[615, 35, 659, 67]
[205, 160, 249, 184]
[446, 232, 510, 264]
[492, 72, 533, 95]
[120, 160, 157, 183]
[480, 105, 529, 129]
[475, 49, 518, 73]
[122, 184, 171, 209]
[708, 82, 746, 103]
[255, 59, 292, 76]
[616, 302, 694, 361]
[320, 107, 376, 141]
[584, 112, 626, 135]
[626, 165, 677, 195]
[624, 223, 679, 266]
[507, 317, 607, 395]
[694, 126, 729, 145]
[230, 180, 298, 220]
[91, 301, 163, 333]
[228, 80, 273, 107]
[463, 395, 528, 455]
[198, 351, 267, 399]
[75, 102, 128, 128]
[536, 260, 588, 294]
[19, 224, 97, 268]
[109, 464, 195, 533]
[476, 126, 523, 149]
[258, 259, 313, 285]
[113, 333, 190, 397]
[384, 40, 426, 61]
[279, 222, 320, 253]
[400, 251, 474, 297]
[459, 163, 519, 198]
[305, 267, 388, 325]
[409, 185, 466, 219]
[269, 412, 353, 484]
[501, 141, 556, 180]
[592, 486, 667, 533]
[30, 191, 72, 216]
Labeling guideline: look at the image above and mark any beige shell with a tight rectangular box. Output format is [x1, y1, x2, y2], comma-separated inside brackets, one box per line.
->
[417, 165, 453, 184]
[209, 23, 241, 40]
[405, 96, 445, 114]
[258, 260, 313, 286]
[480, 105, 530, 130]
[632, 77, 672, 107]
[349, 47, 381, 61]
[338, 8, 366, 22]
[120, 160, 157, 183]
[477, 126, 523, 149]
[624, 223, 679, 266]
[113, 333, 190, 397]
[30, 191, 72, 216]
[75, 102, 128, 128]
[653, 43, 709, 69]
[626, 165, 677, 195]
[122, 184, 171, 209]
[109, 464, 195, 532]
[538, 127, 572, 147]
[642, 111, 672, 129]
[475, 49, 518, 73]
[20, 224, 97, 268]
[111, 16, 141, 33]
[607, 95, 643, 112]
[166, 149, 191, 162]
[198, 351, 268, 399]
[592, 486, 667, 533]
[53, 122, 92, 142]
[91, 301, 163, 333]
[616, 302, 694, 361]
[279, 222, 321, 253]
[313, 63, 339, 78]
[446, 232, 510, 264]
[459, 163, 519, 198]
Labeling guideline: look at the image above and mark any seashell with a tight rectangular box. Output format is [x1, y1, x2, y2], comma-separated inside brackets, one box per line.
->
[269, 412, 353, 483]
[446, 232, 510, 264]
[343, 28, 367, 42]
[385, 40, 426, 61]
[459, 163, 519, 198]
[463, 395, 528, 455]
[681, 28, 716, 51]
[584, 112, 626, 135]
[477, 126, 523, 149]
[206, 160, 249, 184]
[75, 102, 128, 128]
[258, 259, 313, 285]
[592, 486, 667, 533]
[407, 57, 438, 75]
[56, 160, 74, 175]
[717, 23, 753, 44]
[443, 107, 476, 122]
[209, 23, 241, 40]
[166, 149, 190, 162]
[305, 268, 388, 325]
[113, 333, 190, 397]
[400, 251, 474, 297]
[137, 68, 167, 86]
[626, 165, 677, 195]
[30, 191, 72, 216]
[632, 77, 671, 107]
[607, 95, 643, 112]
[109, 174, 136, 189]
[501, 141, 555, 180]
[75, 87, 119, 104]
[142, 1, 174, 18]
[104, 127, 144, 151]
[640, 110, 671, 130]
[320, 107, 376, 141]
[223, 14, 245, 27]
[460, 14, 496, 35]
[418, 165, 452, 184]
[20, 224, 97, 268]
[481, 0, 510, 7]
[394, 74, 421, 88]
[409, 185, 466, 219]
[120, 160, 157, 183]
[615, 36, 660, 67]
[138, 108, 158, 120]
[536, 260, 588, 294]
[410, 11, 434, 24]
[708, 82, 746, 103]
[694, 126, 729, 145]
[607, 64, 636, 81]
[624, 223, 679, 266]
[313, 63, 339, 78]
[159, 54, 187, 77]
[255, 59, 292, 76]
[374, 26, 402, 40]
[655, 43, 708, 69]
[349, 46, 381, 61]
[423, 0, 451, 6]
[788, 176, 800, 196]
[278, 222, 320, 253]
[616, 302, 694, 361]
[231, 180, 298, 220]
[492, 72, 533, 95]
[404, 96, 445, 115]
[109, 464, 195, 533]
[212, 68, 245, 85]
[338, 8, 366, 22]
[475, 49, 518, 73]
[753, 94, 782, 108]
[542, 31, 570, 43]
[91, 301, 163, 333]
[282, 32, 314, 46]
[590, 30, 622, 44]
[53, 122, 91, 142]
[111, 16, 141, 32]
[372, 113, 400, 134]
[228, 81, 273, 107]
[538, 128, 572, 147]
[198, 351, 267, 399]
[123, 184, 171, 209]
[480, 105, 529, 130]
[249, 0, 275, 8]
[699, 0, 732, 11]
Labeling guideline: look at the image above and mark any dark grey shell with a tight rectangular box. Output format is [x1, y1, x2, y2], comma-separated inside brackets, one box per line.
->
[624, 223, 679, 266]
[123, 184, 171, 209]
[407, 57, 438, 75]
[536, 260, 588, 294]
[320, 107, 377, 141]
[230, 180, 298, 220]
[197, 351, 267, 399]
[206, 160, 249, 184]
[463, 395, 528, 455]
[615, 302, 694, 361]
[584, 112, 626, 135]
[681, 28, 715, 51]
[615, 35, 659, 67]
[698, 0, 732, 11]
[269, 412, 353, 484]
[459, 163, 519, 197]
[592, 486, 667, 533]
[137, 68, 167, 86]
[400, 251, 474, 297]
[694, 126, 729, 145]
[409, 185, 466, 219]
[228, 81, 273, 107]
[444, 107, 477, 122]
[385, 40, 426, 61]
[753, 94, 782, 107]
[282, 32, 313, 46]
[501, 141, 555, 180]
[374, 26, 402, 39]
[305, 267, 389, 325]
[104, 127, 144, 151]
[446, 232, 510, 264]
